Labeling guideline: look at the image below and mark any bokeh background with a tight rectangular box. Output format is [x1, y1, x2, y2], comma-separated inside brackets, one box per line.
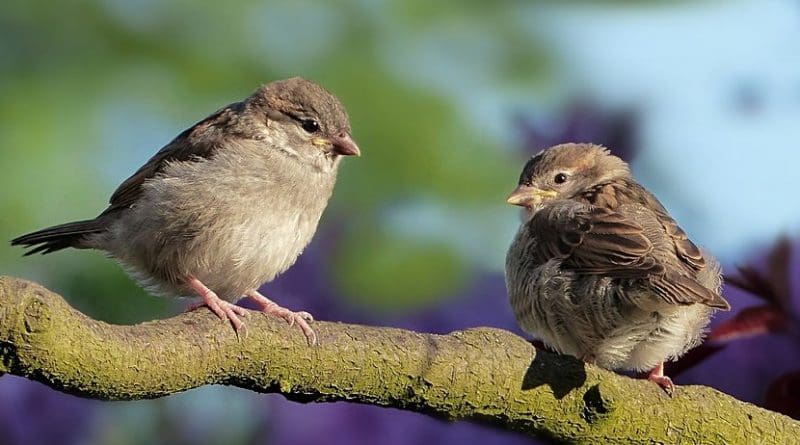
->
[2, 1, 800, 444]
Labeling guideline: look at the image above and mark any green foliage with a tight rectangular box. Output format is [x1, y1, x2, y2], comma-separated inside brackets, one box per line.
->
[334, 230, 466, 311]
[0, 0, 555, 317]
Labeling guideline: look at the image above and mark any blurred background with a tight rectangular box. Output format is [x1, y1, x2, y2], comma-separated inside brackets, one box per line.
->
[2, 0, 799, 444]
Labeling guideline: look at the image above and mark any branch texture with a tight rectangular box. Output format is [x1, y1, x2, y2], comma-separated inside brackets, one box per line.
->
[0, 276, 797, 444]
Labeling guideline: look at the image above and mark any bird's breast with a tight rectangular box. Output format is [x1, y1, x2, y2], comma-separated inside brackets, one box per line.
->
[106, 148, 336, 299]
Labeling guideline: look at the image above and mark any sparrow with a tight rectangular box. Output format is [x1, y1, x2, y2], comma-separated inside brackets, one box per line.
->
[504, 143, 729, 394]
[12, 77, 361, 345]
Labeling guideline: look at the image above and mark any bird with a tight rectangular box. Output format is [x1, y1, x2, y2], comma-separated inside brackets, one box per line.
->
[504, 143, 729, 394]
[11, 77, 361, 345]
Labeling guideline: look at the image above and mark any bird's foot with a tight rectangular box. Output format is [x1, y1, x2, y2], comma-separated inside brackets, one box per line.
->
[247, 290, 316, 345]
[647, 362, 675, 396]
[187, 277, 249, 336]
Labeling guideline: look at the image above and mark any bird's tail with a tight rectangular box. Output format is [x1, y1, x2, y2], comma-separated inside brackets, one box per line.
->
[11, 219, 105, 255]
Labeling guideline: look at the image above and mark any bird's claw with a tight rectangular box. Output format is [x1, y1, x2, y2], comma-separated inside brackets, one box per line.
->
[247, 291, 317, 346]
[187, 277, 250, 338]
[264, 305, 317, 346]
[648, 374, 675, 396]
[647, 363, 675, 396]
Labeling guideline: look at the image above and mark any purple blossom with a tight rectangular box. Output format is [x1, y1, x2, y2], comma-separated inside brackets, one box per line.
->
[267, 400, 532, 445]
[515, 100, 640, 161]
[0, 376, 98, 445]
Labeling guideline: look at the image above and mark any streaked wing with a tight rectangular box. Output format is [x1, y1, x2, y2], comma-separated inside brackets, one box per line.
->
[528, 201, 662, 277]
[528, 200, 725, 308]
[628, 182, 705, 270]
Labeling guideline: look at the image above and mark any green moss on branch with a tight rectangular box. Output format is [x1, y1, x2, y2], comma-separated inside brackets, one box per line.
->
[0, 276, 797, 444]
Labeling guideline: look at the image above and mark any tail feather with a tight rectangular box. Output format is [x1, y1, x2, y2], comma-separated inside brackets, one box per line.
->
[653, 273, 731, 310]
[11, 219, 105, 255]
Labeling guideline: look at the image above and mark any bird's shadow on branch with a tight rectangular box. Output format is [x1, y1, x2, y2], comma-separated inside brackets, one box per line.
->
[521, 349, 587, 399]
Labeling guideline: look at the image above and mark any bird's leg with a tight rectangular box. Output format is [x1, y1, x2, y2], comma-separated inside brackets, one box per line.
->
[186, 277, 249, 335]
[647, 362, 674, 396]
[246, 290, 317, 345]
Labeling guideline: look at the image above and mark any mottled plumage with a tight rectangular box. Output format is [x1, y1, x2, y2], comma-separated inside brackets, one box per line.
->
[505, 143, 728, 393]
[12, 77, 360, 344]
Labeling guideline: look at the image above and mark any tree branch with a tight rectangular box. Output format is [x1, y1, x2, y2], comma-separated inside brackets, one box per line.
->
[0, 276, 797, 444]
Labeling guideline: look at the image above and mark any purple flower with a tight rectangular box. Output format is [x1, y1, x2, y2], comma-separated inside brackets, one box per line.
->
[515, 100, 640, 161]
[267, 397, 532, 445]
[0, 376, 97, 445]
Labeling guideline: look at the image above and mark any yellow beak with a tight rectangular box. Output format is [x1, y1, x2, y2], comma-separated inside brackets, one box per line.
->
[505, 185, 557, 207]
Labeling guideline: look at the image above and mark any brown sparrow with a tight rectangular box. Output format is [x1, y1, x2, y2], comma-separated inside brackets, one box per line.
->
[12, 77, 360, 345]
[504, 143, 729, 393]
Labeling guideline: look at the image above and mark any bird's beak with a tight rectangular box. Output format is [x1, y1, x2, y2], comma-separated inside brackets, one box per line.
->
[505, 185, 557, 207]
[312, 133, 361, 157]
[330, 132, 361, 157]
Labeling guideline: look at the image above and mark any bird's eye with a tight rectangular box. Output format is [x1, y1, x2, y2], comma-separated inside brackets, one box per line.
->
[301, 119, 320, 133]
[554, 173, 568, 184]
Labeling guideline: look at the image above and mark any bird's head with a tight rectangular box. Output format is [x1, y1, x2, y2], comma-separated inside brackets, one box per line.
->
[506, 143, 631, 213]
[247, 77, 360, 169]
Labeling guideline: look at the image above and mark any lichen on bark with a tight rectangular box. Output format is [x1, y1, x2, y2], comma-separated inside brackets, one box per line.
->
[0, 276, 797, 444]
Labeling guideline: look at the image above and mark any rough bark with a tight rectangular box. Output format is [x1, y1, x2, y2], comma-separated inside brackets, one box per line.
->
[0, 276, 796, 444]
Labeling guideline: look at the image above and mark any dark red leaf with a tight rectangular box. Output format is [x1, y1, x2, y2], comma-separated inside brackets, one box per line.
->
[765, 370, 800, 420]
[726, 236, 793, 310]
[767, 236, 793, 310]
[727, 267, 783, 307]
[708, 305, 791, 342]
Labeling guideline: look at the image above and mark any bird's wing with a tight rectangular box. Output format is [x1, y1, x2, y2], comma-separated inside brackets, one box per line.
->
[101, 104, 237, 215]
[654, 209, 706, 269]
[528, 201, 662, 278]
[628, 182, 706, 270]
[528, 201, 726, 308]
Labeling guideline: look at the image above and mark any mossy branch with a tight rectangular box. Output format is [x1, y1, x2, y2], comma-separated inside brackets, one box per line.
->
[0, 276, 797, 444]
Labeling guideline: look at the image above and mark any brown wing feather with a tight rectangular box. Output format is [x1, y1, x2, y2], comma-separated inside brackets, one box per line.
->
[625, 182, 705, 270]
[101, 105, 236, 215]
[651, 272, 729, 309]
[528, 201, 724, 308]
[657, 213, 705, 269]
[529, 202, 662, 278]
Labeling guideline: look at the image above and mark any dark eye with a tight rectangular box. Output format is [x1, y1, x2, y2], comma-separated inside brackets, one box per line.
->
[301, 119, 320, 133]
[554, 173, 568, 184]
